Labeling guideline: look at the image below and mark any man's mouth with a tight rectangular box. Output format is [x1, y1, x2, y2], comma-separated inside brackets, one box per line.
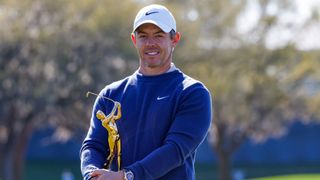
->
[145, 51, 160, 56]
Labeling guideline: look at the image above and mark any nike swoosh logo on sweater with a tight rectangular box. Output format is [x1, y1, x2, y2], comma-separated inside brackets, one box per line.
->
[157, 96, 169, 100]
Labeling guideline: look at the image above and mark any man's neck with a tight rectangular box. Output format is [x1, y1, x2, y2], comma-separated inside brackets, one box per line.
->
[138, 63, 175, 76]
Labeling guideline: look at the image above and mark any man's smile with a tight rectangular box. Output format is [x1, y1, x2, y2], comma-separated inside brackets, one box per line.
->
[145, 50, 160, 56]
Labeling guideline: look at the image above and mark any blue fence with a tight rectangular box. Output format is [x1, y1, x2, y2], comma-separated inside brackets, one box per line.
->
[27, 122, 320, 165]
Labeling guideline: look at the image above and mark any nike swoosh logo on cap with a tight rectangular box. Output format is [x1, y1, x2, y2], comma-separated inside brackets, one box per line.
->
[145, 11, 159, 16]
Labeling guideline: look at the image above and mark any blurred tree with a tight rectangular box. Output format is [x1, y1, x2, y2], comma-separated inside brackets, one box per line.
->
[0, 0, 139, 179]
[175, 0, 320, 179]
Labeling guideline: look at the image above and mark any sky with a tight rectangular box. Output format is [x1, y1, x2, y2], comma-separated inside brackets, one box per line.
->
[292, 0, 320, 50]
[237, 0, 320, 50]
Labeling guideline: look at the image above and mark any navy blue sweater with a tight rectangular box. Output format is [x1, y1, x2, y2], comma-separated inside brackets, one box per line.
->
[80, 69, 212, 180]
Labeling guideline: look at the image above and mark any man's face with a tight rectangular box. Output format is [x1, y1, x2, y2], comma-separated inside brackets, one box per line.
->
[131, 23, 180, 75]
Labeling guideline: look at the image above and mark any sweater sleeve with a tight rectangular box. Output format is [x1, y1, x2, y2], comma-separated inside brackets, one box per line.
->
[125, 84, 212, 179]
[80, 93, 111, 180]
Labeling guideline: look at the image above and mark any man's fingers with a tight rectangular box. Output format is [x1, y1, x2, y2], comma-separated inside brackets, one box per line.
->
[90, 170, 100, 177]
[90, 169, 109, 177]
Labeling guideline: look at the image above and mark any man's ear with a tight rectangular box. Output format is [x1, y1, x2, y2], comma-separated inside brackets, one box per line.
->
[131, 33, 137, 47]
[172, 32, 181, 47]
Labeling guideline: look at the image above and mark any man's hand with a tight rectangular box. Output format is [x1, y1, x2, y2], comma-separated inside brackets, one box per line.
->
[90, 169, 124, 180]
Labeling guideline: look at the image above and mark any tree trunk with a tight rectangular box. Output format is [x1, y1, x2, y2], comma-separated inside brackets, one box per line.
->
[211, 121, 247, 180]
[0, 147, 5, 180]
[5, 150, 14, 180]
[217, 150, 232, 180]
[0, 148, 13, 180]
[13, 120, 34, 180]
[0, 127, 33, 180]
[0, 105, 16, 180]
[0, 104, 35, 180]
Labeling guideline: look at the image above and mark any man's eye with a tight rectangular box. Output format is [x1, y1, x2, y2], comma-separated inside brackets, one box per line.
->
[138, 34, 146, 38]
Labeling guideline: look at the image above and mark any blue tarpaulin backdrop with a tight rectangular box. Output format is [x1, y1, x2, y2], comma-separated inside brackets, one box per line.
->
[27, 122, 320, 165]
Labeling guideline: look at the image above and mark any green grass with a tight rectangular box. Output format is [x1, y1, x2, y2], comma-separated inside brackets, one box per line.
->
[252, 174, 320, 180]
[25, 160, 82, 180]
[195, 163, 320, 180]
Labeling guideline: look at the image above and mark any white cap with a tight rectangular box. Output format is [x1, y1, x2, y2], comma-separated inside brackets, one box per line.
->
[133, 4, 176, 33]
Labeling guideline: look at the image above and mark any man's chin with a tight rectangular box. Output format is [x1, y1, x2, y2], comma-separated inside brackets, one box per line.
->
[143, 60, 161, 68]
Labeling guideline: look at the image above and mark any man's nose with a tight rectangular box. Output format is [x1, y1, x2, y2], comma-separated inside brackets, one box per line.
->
[145, 37, 156, 45]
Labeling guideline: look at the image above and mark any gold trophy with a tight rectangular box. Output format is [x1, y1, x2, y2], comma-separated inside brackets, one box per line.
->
[86, 92, 122, 170]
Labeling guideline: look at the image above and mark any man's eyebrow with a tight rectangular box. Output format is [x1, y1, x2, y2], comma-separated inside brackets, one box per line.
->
[154, 30, 165, 34]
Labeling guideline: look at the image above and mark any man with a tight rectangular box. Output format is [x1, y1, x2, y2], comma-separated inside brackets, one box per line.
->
[80, 4, 212, 180]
